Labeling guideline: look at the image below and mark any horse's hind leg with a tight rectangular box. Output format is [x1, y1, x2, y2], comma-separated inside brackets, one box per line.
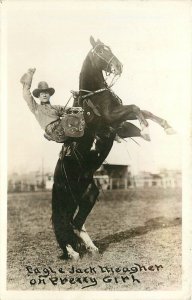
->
[74, 224, 99, 254]
[52, 183, 80, 260]
[72, 181, 99, 253]
[141, 110, 176, 134]
[73, 181, 99, 230]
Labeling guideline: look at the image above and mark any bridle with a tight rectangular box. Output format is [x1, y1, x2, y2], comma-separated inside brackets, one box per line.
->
[91, 44, 115, 73]
[91, 43, 122, 87]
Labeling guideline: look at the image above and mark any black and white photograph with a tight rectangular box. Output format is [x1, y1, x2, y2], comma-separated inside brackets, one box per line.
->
[0, 1, 191, 299]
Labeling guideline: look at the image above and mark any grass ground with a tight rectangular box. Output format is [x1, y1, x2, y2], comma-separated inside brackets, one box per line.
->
[7, 188, 181, 291]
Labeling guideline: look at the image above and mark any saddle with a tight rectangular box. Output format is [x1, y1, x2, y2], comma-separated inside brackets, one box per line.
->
[72, 91, 117, 139]
[61, 107, 85, 138]
[71, 90, 102, 125]
[44, 106, 85, 143]
[82, 99, 101, 124]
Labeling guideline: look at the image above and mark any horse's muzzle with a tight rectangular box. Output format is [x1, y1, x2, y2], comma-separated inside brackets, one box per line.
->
[110, 57, 123, 76]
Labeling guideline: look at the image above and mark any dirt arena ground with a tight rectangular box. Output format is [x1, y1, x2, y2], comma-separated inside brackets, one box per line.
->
[7, 188, 182, 291]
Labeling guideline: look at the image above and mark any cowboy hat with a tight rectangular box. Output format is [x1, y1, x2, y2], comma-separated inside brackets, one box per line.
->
[32, 81, 55, 98]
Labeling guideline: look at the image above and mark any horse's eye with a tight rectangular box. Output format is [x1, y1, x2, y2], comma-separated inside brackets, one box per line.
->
[99, 49, 104, 54]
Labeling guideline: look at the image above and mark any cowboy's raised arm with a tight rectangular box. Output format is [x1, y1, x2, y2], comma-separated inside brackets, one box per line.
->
[20, 68, 38, 113]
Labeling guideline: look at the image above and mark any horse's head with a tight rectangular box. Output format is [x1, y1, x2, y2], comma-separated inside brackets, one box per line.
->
[89, 36, 123, 76]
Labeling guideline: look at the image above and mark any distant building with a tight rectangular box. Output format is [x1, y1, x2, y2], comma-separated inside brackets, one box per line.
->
[133, 172, 161, 188]
[8, 166, 182, 193]
[159, 169, 182, 188]
[8, 171, 46, 193]
[133, 170, 182, 188]
[95, 164, 131, 190]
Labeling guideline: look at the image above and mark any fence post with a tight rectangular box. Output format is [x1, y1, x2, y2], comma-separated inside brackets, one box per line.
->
[124, 179, 128, 189]
[117, 179, 120, 189]
[109, 178, 113, 190]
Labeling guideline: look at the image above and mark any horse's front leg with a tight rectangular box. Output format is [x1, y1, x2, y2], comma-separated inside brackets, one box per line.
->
[103, 104, 150, 141]
[124, 105, 152, 141]
[116, 121, 141, 138]
[141, 110, 176, 135]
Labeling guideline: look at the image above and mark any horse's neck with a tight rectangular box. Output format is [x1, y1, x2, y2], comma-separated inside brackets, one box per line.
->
[79, 54, 105, 92]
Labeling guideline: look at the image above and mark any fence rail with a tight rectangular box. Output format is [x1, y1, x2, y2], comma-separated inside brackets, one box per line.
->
[8, 175, 181, 193]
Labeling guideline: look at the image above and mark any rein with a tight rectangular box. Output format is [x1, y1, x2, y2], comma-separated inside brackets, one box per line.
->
[105, 73, 121, 88]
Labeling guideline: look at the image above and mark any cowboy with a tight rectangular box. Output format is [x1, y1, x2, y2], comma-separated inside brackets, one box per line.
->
[20, 68, 85, 143]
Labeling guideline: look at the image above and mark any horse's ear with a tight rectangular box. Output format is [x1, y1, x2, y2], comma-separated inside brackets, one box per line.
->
[97, 39, 102, 44]
[90, 36, 96, 48]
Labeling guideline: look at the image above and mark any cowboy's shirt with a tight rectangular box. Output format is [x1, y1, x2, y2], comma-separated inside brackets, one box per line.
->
[22, 84, 66, 130]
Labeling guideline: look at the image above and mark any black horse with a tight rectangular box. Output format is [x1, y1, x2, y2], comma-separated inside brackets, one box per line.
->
[77, 36, 175, 141]
[52, 36, 175, 259]
[52, 131, 116, 259]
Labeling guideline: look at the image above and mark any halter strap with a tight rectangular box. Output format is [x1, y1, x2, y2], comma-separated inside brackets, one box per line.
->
[91, 43, 110, 53]
[91, 44, 116, 73]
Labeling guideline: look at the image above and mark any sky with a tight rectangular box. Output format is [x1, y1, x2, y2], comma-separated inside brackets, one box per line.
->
[2, 0, 191, 175]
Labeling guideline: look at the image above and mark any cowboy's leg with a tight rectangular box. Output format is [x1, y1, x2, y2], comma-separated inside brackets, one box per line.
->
[45, 121, 67, 143]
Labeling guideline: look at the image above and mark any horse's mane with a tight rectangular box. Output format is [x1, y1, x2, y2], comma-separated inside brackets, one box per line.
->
[79, 52, 105, 92]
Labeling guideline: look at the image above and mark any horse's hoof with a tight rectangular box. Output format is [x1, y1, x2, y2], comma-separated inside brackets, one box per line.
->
[68, 253, 80, 261]
[87, 245, 99, 252]
[165, 127, 177, 135]
[114, 135, 122, 143]
[86, 246, 99, 256]
[141, 134, 151, 141]
[66, 244, 80, 261]
[141, 127, 151, 141]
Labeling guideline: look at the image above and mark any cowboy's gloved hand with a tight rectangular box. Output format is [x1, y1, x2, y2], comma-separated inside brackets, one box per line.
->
[20, 67, 36, 87]
[28, 68, 36, 75]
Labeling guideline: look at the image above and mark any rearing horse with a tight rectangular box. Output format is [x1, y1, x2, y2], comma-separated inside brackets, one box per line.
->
[52, 131, 116, 260]
[51, 36, 175, 260]
[77, 36, 175, 141]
